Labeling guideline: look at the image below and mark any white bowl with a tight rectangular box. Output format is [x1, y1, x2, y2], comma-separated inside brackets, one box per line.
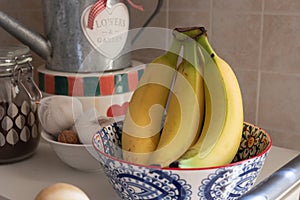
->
[41, 131, 101, 172]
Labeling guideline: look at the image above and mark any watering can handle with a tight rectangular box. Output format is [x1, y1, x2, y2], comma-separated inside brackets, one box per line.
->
[131, 0, 164, 44]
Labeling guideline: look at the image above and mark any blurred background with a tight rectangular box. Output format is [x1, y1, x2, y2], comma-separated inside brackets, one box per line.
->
[1, 0, 299, 151]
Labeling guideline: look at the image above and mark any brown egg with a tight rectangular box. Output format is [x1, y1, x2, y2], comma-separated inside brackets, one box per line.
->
[35, 183, 90, 200]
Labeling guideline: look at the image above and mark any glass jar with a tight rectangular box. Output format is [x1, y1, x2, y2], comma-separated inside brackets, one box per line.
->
[0, 45, 42, 163]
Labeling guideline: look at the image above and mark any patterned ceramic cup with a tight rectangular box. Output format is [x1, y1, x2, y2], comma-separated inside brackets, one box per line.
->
[36, 61, 145, 118]
[92, 122, 272, 200]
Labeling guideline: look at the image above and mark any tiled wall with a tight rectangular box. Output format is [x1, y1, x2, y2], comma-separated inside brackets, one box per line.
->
[132, 0, 300, 151]
[0, 0, 44, 66]
[1, 0, 299, 151]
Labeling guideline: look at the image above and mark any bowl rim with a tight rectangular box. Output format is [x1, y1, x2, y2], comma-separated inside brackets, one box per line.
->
[41, 130, 93, 148]
[92, 122, 273, 171]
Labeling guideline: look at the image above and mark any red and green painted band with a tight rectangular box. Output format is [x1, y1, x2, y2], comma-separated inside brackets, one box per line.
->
[36, 66, 145, 96]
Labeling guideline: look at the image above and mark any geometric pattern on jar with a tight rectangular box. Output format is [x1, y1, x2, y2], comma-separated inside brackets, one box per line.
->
[21, 101, 30, 115]
[0, 132, 5, 146]
[27, 112, 35, 126]
[7, 103, 18, 118]
[31, 102, 37, 113]
[6, 128, 19, 145]
[1, 116, 13, 131]
[31, 124, 38, 138]
[15, 114, 26, 129]
[20, 126, 31, 142]
[0, 105, 5, 120]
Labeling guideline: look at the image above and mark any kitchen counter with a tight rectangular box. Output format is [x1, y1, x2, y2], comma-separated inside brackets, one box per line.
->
[0, 142, 299, 200]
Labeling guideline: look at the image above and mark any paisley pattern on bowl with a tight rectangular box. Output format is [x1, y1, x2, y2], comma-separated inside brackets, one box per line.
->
[92, 122, 272, 200]
[199, 153, 268, 200]
[99, 156, 193, 200]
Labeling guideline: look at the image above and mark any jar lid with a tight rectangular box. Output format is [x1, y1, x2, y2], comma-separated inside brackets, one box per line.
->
[0, 45, 32, 76]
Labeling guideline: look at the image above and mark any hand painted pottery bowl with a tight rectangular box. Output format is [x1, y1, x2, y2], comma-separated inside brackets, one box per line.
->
[37, 61, 145, 118]
[92, 122, 272, 200]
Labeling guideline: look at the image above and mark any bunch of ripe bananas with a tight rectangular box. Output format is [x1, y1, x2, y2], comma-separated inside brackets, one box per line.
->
[121, 27, 244, 168]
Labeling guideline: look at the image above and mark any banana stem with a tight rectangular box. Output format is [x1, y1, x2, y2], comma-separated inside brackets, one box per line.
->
[173, 27, 204, 41]
[196, 32, 216, 59]
[173, 26, 216, 59]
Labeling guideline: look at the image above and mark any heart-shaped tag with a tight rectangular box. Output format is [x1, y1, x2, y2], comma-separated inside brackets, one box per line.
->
[81, 3, 129, 59]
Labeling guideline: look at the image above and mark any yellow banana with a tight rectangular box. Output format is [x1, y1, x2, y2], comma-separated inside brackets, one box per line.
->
[148, 37, 205, 167]
[173, 27, 244, 168]
[121, 37, 182, 165]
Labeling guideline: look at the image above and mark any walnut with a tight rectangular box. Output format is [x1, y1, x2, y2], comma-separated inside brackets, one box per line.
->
[57, 130, 80, 144]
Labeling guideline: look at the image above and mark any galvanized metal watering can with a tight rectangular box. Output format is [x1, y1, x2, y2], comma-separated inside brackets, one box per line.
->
[0, 0, 163, 72]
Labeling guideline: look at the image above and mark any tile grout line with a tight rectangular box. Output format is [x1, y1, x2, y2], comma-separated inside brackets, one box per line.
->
[166, 0, 170, 49]
[255, 0, 265, 126]
[209, 0, 214, 38]
[209, 10, 300, 16]
[264, 10, 300, 16]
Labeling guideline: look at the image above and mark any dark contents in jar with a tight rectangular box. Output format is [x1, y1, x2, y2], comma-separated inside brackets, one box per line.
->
[0, 101, 40, 163]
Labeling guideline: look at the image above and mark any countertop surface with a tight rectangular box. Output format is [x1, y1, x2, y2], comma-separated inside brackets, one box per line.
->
[0, 142, 299, 200]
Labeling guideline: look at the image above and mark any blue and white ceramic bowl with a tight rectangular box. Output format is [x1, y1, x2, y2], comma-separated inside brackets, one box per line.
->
[92, 122, 272, 200]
